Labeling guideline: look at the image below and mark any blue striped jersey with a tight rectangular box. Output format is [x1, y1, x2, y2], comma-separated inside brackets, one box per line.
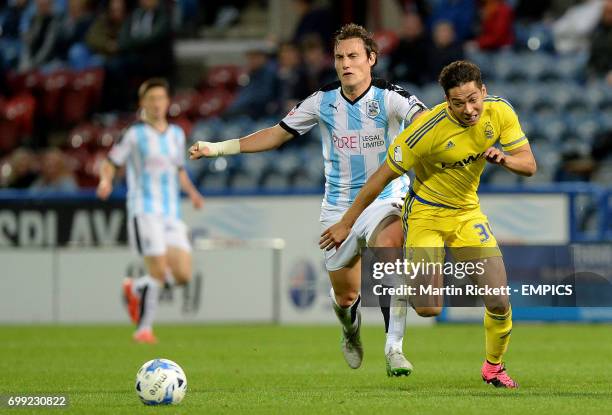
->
[108, 122, 186, 219]
[279, 79, 426, 208]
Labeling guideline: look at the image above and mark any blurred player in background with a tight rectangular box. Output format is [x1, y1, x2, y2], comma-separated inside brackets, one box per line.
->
[97, 78, 205, 343]
[189, 24, 427, 375]
[321, 61, 537, 388]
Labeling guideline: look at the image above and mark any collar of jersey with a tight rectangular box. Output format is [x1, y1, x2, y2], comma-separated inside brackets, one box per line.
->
[444, 107, 469, 128]
[141, 120, 170, 135]
[340, 82, 372, 105]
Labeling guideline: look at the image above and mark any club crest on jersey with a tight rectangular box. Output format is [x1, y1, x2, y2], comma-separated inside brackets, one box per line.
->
[484, 121, 495, 139]
[365, 100, 380, 118]
[393, 146, 403, 163]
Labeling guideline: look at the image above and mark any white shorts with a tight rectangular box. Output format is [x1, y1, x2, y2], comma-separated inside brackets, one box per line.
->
[128, 214, 192, 257]
[320, 197, 404, 271]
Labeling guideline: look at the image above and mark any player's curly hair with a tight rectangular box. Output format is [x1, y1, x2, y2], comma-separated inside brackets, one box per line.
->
[138, 78, 170, 99]
[438, 61, 483, 95]
[333, 23, 378, 66]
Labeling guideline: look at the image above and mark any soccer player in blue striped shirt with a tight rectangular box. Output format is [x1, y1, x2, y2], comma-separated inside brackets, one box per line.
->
[190, 24, 428, 375]
[98, 78, 205, 343]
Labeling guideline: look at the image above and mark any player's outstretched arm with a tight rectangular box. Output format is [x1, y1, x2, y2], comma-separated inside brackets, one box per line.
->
[189, 125, 294, 159]
[96, 159, 116, 200]
[319, 163, 400, 251]
[484, 143, 537, 177]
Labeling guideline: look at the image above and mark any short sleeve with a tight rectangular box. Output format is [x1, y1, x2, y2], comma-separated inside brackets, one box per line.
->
[386, 84, 427, 125]
[279, 92, 320, 137]
[497, 101, 528, 152]
[174, 125, 186, 168]
[108, 127, 136, 166]
[386, 136, 419, 175]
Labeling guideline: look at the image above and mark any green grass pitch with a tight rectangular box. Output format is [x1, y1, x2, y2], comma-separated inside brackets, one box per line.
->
[1, 324, 611, 414]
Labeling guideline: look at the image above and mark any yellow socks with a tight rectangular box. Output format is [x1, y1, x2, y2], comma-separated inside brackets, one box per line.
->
[484, 305, 512, 364]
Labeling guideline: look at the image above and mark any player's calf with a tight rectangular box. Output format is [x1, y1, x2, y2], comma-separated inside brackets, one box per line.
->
[414, 306, 442, 317]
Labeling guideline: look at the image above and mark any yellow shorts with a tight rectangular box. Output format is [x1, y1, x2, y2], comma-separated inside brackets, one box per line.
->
[402, 191, 501, 262]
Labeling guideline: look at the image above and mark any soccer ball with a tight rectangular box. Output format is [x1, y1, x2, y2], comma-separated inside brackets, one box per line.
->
[135, 359, 187, 405]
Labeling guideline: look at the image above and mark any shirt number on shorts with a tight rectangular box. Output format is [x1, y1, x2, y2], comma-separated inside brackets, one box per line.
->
[473, 223, 492, 243]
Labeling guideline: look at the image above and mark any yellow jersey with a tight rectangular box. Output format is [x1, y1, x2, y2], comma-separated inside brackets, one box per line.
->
[386, 96, 528, 209]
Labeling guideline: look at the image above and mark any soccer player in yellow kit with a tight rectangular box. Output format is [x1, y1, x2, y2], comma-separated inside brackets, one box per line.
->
[320, 61, 537, 388]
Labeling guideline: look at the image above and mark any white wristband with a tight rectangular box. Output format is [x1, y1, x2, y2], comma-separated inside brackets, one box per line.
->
[196, 139, 241, 157]
[218, 139, 241, 156]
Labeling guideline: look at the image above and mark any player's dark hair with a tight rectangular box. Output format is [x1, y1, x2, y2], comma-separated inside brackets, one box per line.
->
[438, 61, 483, 96]
[333, 23, 378, 66]
[138, 78, 170, 99]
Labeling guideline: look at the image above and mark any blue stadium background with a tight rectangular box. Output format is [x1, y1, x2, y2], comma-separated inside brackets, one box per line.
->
[1, 0, 611, 323]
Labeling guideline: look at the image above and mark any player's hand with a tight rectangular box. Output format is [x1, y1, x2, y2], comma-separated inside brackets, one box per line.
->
[484, 147, 506, 165]
[319, 221, 351, 251]
[96, 179, 112, 200]
[190, 192, 205, 209]
[189, 141, 215, 159]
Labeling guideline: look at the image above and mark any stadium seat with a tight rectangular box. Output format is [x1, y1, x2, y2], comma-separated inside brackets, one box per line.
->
[555, 54, 587, 81]
[232, 115, 257, 136]
[230, 171, 260, 190]
[205, 65, 243, 92]
[493, 52, 526, 82]
[97, 126, 122, 149]
[600, 111, 612, 130]
[251, 117, 277, 134]
[420, 83, 444, 107]
[260, 172, 291, 191]
[585, 84, 606, 109]
[4, 93, 36, 138]
[5, 70, 42, 95]
[194, 88, 234, 118]
[219, 121, 246, 141]
[529, 142, 561, 183]
[518, 52, 556, 82]
[169, 90, 199, 119]
[568, 114, 600, 144]
[199, 170, 229, 191]
[63, 72, 93, 125]
[373, 30, 399, 56]
[591, 161, 612, 185]
[398, 82, 421, 98]
[533, 115, 566, 144]
[41, 70, 73, 121]
[77, 151, 106, 188]
[515, 83, 546, 112]
[67, 123, 99, 150]
[293, 170, 324, 189]
[464, 49, 493, 77]
[0, 118, 20, 154]
[170, 117, 193, 138]
[486, 167, 521, 185]
[273, 151, 301, 176]
[238, 152, 270, 176]
[191, 118, 225, 141]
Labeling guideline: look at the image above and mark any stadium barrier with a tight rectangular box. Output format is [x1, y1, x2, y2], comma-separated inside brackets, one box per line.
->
[0, 184, 610, 323]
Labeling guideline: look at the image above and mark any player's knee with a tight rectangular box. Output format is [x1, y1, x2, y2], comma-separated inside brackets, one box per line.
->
[336, 291, 359, 308]
[486, 295, 510, 315]
[414, 306, 442, 317]
[373, 233, 402, 248]
[486, 302, 510, 316]
[173, 270, 192, 285]
[147, 263, 166, 281]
